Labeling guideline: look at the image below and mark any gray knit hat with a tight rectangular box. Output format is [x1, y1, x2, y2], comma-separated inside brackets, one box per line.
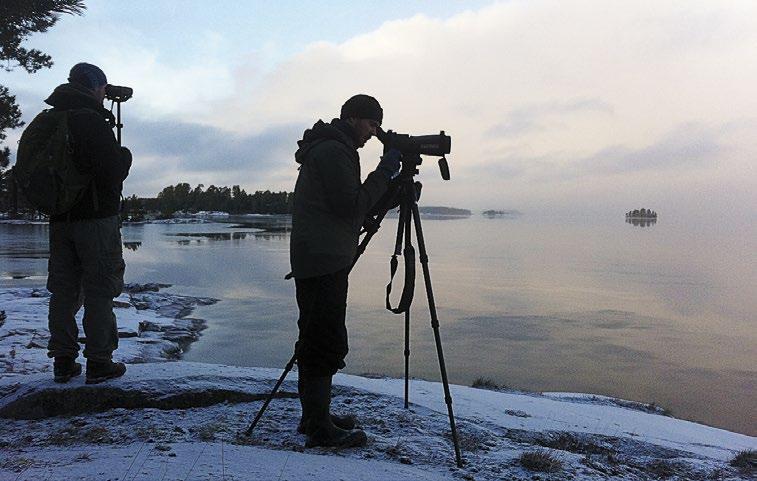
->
[340, 94, 383, 124]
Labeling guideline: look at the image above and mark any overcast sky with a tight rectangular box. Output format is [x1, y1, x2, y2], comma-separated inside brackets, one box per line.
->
[4, 0, 756, 220]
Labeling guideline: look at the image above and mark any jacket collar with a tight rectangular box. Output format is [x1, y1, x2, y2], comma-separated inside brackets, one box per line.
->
[295, 118, 358, 164]
[44, 82, 104, 112]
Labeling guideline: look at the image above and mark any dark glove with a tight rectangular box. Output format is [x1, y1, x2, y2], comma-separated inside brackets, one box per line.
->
[102, 109, 117, 128]
[121, 146, 133, 164]
[376, 148, 401, 180]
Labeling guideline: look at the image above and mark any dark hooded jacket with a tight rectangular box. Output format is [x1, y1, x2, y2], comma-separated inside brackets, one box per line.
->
[45, 83, 132, 222]
[290, 119, 389, 279]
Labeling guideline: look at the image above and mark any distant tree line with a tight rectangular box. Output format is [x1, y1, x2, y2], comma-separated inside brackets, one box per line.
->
[1, 181, 293, 220]
[124, 183, 294, 219]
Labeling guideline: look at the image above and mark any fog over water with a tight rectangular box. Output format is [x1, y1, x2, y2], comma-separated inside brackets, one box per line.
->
[1, 214, 755, 436]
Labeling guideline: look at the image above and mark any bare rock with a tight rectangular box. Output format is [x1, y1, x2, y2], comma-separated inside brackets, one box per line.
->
[124, 283, 172, 293]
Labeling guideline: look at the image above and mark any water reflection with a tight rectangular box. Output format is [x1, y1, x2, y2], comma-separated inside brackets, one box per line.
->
[626, 218, 657, 227]
[172, 232, 252, 241]
[170, 230, 290, 243]
[384, 211, 469, 221]
[2, 217, 756, 435]
[170, 231, 289, 242]
[0, 223, 49, 259]
[123, 241, 142, 251]
[229, 223, 292, 233]
[483, 210, 523, 218]
[226, 215, 292, 233]
[165, 216, 293, 244]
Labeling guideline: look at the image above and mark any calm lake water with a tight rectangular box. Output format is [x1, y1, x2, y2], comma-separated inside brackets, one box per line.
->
[1, 215, 755, 436]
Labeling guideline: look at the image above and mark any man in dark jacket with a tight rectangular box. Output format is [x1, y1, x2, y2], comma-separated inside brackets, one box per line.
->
[291, 95, 401, 448]
[45, 63, 132, 384]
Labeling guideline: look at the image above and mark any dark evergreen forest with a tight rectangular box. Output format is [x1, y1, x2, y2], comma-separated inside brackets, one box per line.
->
[123, 183, 293, 219]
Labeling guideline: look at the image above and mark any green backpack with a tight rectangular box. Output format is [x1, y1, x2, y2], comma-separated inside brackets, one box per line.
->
[14, 108, 95, 216]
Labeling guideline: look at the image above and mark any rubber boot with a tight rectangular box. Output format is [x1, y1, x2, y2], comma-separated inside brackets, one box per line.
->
[301, 375, 367, 448]
[297, 375, 357, 434]
[298, 374, 311, 433]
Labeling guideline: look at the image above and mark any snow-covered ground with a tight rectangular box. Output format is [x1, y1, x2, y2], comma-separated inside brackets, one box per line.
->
[0, 286, 754, 480]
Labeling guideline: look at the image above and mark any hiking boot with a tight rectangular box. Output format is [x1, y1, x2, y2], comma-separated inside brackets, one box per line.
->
[86, 360, 126, 384]
[297, 375, 357, 434]
[53, 357, 82, 383]
[300, 375, 367, 448]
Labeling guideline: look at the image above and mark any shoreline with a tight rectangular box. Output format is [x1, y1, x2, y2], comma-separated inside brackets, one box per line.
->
[0, 283, 217, 378]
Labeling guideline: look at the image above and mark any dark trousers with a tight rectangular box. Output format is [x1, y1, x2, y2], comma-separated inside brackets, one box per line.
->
[47, 215, 125, 362]
[295, 267, 350, 377]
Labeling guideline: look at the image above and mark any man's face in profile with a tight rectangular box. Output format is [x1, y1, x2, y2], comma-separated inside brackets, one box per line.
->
[349, 118, 380, 149]
[93, 84, 106, 104]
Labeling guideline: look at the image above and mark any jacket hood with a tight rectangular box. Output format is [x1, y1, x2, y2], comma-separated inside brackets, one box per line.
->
[45, 82, 105, 112]
[295, 119, 357, 164]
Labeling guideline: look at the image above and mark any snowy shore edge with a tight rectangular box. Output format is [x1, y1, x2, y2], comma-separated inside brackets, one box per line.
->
[0, 283, 217, 377]
[0, 286, 754, 480]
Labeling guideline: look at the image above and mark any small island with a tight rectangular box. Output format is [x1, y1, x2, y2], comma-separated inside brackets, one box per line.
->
[626, 208, 658, 227]
[417, 206, 471, 217]
[626, 208, 658, 219]
[483, 209, 522, 218]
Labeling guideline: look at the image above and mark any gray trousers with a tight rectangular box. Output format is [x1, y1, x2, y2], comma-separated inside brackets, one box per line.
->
[47, 215, 125, 362]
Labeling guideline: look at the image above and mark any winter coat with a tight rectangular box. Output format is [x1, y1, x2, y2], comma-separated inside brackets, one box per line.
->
[290, 119, 389, 279]
[45, 83, 132, 222]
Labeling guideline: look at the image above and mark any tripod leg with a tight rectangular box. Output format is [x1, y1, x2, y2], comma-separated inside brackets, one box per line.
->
[116, 101, 122, 146]
[404, 309, 410, 409]
[244, 353, 297, 436]
[410, 203, 464, 468]
[401, 202, 413, 409]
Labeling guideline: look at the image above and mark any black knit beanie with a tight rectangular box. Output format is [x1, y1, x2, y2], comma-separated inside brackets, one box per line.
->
[68, 62, 108, 90]
[340, 94, 383, 124]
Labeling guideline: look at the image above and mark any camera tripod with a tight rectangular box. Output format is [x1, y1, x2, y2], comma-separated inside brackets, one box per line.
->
[244, 155, 463, 468]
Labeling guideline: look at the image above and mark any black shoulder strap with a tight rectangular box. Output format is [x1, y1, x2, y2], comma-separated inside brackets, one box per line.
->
[65, 108, 101, 212]
[385, 243, 415, 314]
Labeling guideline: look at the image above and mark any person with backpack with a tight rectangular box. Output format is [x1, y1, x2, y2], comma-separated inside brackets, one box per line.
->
[30, 63, 132, 383]
[290, 94, 401, 448]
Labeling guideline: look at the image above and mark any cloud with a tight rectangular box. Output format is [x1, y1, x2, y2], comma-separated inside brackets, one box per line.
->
[121, 118, 305, 195]
[128, 118, 301, 172]
[574, 123, 722, 176]
[485, 98, 615, 139]
[4, 1, 757, 217]
[195, 1, 756, 214]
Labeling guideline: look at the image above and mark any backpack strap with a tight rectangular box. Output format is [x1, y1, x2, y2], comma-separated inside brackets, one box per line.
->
[66, 108, 103, 213]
